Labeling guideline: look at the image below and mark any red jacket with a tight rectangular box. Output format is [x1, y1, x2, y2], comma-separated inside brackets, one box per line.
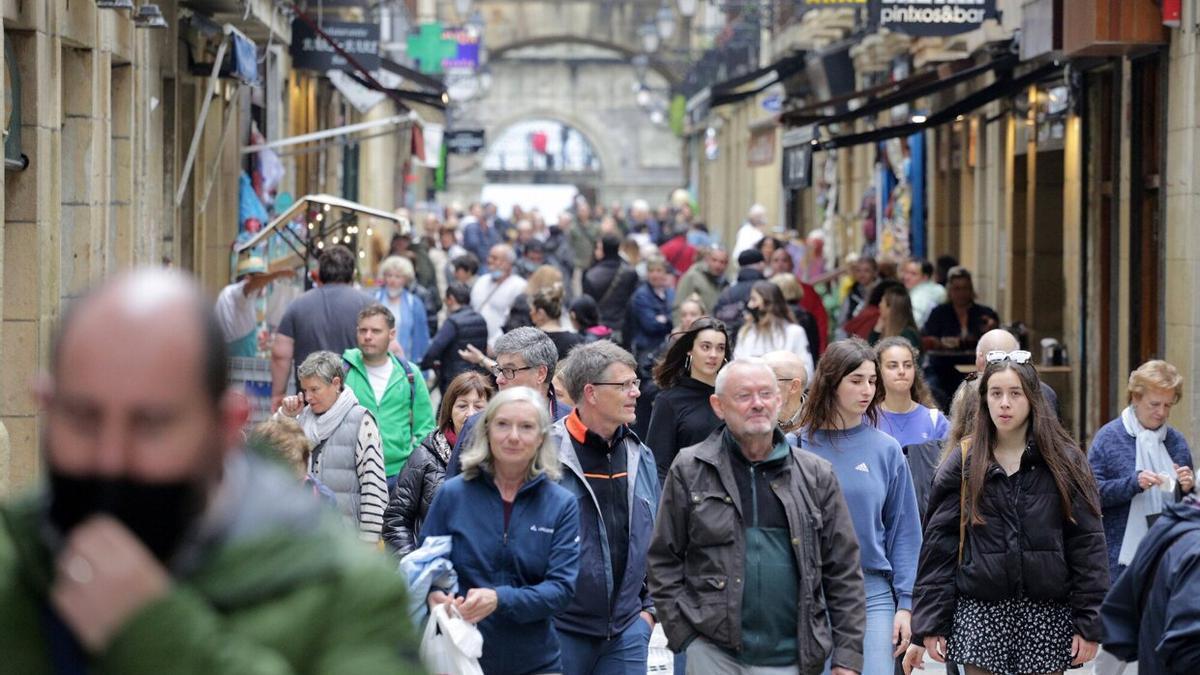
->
[660, 235, 696, 274]
[800, 282, 829, 353]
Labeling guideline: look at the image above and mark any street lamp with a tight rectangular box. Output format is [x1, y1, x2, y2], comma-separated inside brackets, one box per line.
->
[677, 0, 697, 18]
[656, 4, 676, 41]
[638, 22, 660, 53]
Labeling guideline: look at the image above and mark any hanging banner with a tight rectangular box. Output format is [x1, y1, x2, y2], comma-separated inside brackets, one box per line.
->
[875, 0, 997, 37]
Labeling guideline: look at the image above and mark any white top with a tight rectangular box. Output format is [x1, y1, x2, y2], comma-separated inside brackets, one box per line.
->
[365, 360, 394, 406]
[470, 273, 528, 347]
[214, 280, 257, 342]
[734, 322, 814, 380]
[732, 222, 765, 258]
[909, 280, 947, 329]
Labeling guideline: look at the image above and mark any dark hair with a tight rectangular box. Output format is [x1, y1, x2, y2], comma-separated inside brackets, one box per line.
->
[531, 283, 566, 320]
[866, 278, 906, 306]
[798, 337, 883, 431]
[452, 253, 480, 276]
[570, 295, 600, 330]
[742, 281, 795, 339]
[317, 245, 356, 284]
[935, 254, 959, 283]
[856, 255, 879, 271]
[358, 303, 396, 329]
[446, 281, 471, 306]
[967, 360, 1100, 526]
[908, 257, 935, 279]
[438, 371, 495, 432]
[755, 236, 785, 255]
[653, 316, 729, 388]
[880, 285, 918, 337]
[600, 233, 622, 259]
[875, 337, 934, 407]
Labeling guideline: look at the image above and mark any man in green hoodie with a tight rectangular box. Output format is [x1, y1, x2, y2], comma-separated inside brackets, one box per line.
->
[343, 304, 437, 488]
[0, 269, 423, 674]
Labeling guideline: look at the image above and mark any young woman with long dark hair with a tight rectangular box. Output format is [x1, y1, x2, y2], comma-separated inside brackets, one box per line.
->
[869, 286, 921, 351]
[644, 316, 729, 483]
[799, 338, 923, 675]
[732, 281, 813, 377]
[910, 351, 1107, 675]
[873, 337, 948, 448]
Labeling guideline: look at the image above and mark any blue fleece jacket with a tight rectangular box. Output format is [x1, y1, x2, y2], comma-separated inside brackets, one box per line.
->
[420, 473, 581, 675]
[1087, 416, 1192, 580]
[801, 422, 922, 610]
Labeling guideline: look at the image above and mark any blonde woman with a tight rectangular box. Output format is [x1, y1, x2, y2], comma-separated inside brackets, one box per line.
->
[421, 387, 581, 675]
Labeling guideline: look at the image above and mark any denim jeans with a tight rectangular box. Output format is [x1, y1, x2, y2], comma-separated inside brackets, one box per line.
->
[823, 571, 896, 675]
[558, 617, 651, 675]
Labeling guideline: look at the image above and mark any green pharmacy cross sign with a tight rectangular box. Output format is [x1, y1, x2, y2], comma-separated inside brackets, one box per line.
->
[407, 22, 458, 75]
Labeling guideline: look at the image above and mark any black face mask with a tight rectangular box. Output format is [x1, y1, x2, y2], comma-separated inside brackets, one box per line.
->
[47, 469, 208, 564]
[747, 306, 763, 322]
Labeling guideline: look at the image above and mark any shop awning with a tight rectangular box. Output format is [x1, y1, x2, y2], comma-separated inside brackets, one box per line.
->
[711, 52, 807, 108]
[783, 53, 1017, 128]
[812, 61, 1061, 151]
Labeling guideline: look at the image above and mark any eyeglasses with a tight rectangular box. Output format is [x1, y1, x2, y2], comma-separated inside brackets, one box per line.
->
[731, 390, 780, 405]
[985, 350, 1032, 365]
[591, 379, 641, 393]
[491, 365, 537, 380]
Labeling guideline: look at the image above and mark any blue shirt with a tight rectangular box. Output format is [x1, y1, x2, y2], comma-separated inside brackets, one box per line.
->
[801, 423, 923, 610]
[874, 405, 950, 448]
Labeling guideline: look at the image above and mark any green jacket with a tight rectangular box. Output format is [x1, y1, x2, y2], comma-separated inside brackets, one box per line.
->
[568, 218, 600, 270]
[0, 457, 425, 674]
[343, 348, 437, 476]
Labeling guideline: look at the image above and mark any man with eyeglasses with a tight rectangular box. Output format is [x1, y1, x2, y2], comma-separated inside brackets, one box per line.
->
[762, 350, 809, 445]
[648, 358, 865, 675]
[445, 327, 571, 477]
[551, 341, 661, 674]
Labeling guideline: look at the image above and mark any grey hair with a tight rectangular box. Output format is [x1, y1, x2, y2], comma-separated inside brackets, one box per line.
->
[297, 350, 345, 385]
[558, 340, 638, 402]
[494, 327, 559, 378]
[490, 243, 516, 263]
[714, 357, 778, 397]
[459, 387, 561, 482]
[379, 255, 415, 279]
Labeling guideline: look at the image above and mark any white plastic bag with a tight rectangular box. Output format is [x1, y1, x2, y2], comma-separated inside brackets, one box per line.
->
[419, 603, 484, 675]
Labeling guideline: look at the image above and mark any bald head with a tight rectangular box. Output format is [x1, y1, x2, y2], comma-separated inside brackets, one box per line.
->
[54, 269, 229, 408]
[762, 350, 808, 389]
[763, 350, 808, 427]
[976, 329, 1019, 372]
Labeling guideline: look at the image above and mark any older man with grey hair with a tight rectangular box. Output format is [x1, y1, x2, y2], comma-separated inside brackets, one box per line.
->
[762, 350, 809, 444]
[550, 341, 661, 674]
[648, 358, 865, 675]
[446, 327, 569, 477]
[470, 243, 527, 348]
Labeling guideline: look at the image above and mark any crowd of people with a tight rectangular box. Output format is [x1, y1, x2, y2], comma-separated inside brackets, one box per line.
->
[3, 195, 1195, 675]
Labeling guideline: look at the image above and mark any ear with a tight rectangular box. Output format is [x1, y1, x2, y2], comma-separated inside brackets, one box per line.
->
[536, 365, 549, 384]
[332, 376, 343, 390]
[218, 389, 251, 455]
[709, 393, 725, 420]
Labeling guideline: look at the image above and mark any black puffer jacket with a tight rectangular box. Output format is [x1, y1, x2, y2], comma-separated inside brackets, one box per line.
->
[382, 429, 452, 557]
[420, 307, 488, 392]
[912, 443, 1109, 643]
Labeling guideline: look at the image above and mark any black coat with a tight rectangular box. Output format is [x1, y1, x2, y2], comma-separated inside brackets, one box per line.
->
[712, 268, 765, 342]
[420, 307, 488, 392]
[382, 429, 452, 557]
[912, 443, 1109, 643]
[644, 376, 721, 484]
[582, 258, 639, 335]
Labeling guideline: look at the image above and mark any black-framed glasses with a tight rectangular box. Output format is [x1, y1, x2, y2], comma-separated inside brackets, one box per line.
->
[985, 350, 1032, 365]
[591, 379, 641, 393]
[491, 365, 537, 380]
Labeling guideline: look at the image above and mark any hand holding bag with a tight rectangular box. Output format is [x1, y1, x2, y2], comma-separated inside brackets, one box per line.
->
[420, 602, 485, 675]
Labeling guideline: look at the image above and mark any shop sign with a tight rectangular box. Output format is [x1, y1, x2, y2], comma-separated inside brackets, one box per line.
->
[748, 127, 777, 167]
[802, 0, 868, 6]
[781, 126, 815, 189]
[290, 20, 380, 73]
[445, 129, 486, 155]
[875, 0, 997, 37]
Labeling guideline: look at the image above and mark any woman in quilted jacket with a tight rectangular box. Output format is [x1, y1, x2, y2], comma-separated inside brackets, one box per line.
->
[382, 371, 493, 556]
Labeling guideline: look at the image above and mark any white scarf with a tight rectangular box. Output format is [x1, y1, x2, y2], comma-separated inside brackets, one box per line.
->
[1118, 405, 1176, 565]
[296, 386, 361, 445]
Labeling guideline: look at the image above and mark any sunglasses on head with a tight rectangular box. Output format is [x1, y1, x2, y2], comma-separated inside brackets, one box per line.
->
[985, 350, 1032, 365]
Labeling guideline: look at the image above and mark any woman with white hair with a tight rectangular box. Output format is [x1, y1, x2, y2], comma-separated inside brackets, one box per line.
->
[376, 255, 430, 363]
[421, 387, 581, 675]
[277, 350, 388, 542]
[1089, 360, 1194, 582]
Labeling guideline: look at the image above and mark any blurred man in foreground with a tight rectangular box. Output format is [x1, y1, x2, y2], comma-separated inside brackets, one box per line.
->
[0, 269, 422, 674]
